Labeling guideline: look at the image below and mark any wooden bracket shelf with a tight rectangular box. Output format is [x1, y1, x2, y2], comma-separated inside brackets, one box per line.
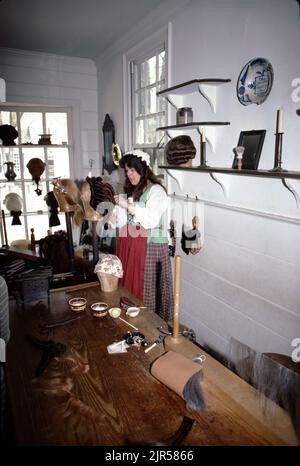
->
[159, 165, 300, 179]
[157, 78, 231, 113]
[157, 121, 230, 131]
[159, 165, 300, 205]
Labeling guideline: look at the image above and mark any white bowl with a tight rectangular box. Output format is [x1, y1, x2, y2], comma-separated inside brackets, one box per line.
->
[126, 306, 140, 318]
[68, 297, 87, 312]
[109, 307, 121, 318]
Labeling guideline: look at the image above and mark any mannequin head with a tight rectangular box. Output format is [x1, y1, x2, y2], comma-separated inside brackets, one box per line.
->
[44, 191, 60, 227]
[81, 181, 102, 221]
[52, 178, 83, 225]
[94, 254, 123, 292]
[4, 192, 23, 225]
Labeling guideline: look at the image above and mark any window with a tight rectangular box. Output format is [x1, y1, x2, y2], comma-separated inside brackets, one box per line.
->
[0, 105, 72, 243]
[130, 47, 166, 169]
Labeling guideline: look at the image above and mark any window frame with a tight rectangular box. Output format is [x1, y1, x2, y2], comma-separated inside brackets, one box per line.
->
[122, 25, 170, 154]
[131, 45, 166, 150]
[0, 103, 73, 242]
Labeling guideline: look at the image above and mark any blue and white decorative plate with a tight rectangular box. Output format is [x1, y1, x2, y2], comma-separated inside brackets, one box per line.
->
[237, 58, 274, 106]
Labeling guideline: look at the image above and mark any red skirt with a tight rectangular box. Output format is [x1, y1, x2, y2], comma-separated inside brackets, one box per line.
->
[116, 224, 148, 301]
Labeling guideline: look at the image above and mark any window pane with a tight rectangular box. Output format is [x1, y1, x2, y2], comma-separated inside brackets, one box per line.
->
[132, 47, 166, 150]
[20, 112, 43, 144]
[147, 56, 156, 85]
[0, 111, 18, 128]
[24, 181, 48, 212]
[157, 83, 166, 113]
[158, 51, 165, 81]
[1, 182, 25, 243]
[1, 181, 23, 209]
[145, 117, 156, 145]
[27, 214, 52, 241]
[149, 87, 156, 114]
[5, 221, 26, 245]
[139, 63, 146, 89]
[137, 90, 146, 116]
[47, 148, 70, 178]
[22, 148, 45, 179]
[0, 111, 19, 144]
[157, 114, 166, 142]
[136, 120, 145, 145]
[45, 113, 68, 144]
[0, 147, 20, 180]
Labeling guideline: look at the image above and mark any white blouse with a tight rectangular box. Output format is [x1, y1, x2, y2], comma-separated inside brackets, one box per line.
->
[110, 184, 168, 230]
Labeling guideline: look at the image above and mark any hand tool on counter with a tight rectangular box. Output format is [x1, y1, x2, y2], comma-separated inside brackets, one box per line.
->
[144, 334, 165, 353]
[39, 315, 81, 335]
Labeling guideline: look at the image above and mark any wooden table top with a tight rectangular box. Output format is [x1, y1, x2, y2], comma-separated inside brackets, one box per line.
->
[6, 283, 298, 446]
[0, 245, 41, 262]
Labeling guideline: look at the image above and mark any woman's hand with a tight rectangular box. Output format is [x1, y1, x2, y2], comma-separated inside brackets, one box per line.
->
[114, 194, 135, 216]
[114, 195, 128, 210]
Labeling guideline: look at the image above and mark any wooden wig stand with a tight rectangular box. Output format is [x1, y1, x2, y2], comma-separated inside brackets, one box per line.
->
[81, 181, 102, 266]
[164, 255, 186, 350]
[91, 220, 99, 266]
[65, 211, 75, 273]
[1, 209, 8, 246]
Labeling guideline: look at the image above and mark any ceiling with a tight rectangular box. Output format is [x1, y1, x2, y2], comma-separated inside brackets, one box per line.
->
[0, 0, 165, 60]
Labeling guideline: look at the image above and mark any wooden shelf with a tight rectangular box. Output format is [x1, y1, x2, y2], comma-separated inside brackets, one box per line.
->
[1, 144, 69, 148]
[0, 178, 56, 183]
[157, 121, 230, 131]
[159, 165, 300, 180]
[157, 79, 231, 97]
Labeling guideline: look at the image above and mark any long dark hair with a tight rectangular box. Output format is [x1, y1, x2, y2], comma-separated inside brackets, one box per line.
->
[120, 153, 166, 201]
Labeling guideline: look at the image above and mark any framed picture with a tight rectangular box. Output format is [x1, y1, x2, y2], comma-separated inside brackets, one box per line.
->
[232, 130, 266, 170]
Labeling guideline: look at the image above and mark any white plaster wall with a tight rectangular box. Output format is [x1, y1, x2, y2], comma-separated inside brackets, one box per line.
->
[98, 56, 124, 157]
[167, 0, 300, 358]
[98, 0, 300, 358]
[0, 48, 99, 179]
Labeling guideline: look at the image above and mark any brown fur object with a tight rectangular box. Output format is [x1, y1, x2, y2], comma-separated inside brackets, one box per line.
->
[165, 135, 196, 165]
[52, 178, 83, 226]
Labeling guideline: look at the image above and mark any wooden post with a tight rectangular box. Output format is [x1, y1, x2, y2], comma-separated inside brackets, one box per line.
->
[30, 228, 35, 251]
[65, 211, 75, 273]
[173, 255, 181, 338]
[91, 220, 98, 266]
[164, 255, 185, 350]
[1, 209, 8, 246]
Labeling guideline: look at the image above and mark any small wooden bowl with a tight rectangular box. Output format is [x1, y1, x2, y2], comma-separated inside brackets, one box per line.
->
[91, 302, 108, 319]
[68, 297, 87, 312]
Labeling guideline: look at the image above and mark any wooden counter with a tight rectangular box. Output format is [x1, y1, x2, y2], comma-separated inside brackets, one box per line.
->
[6, 284, 297, 446]
[0, 245, 41, 262]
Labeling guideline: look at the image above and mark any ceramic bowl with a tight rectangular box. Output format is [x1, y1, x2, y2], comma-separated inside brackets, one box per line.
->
[125, 306, 140, 318]
[109, 307, 121, 318]
[68, 297, 87, 312]
[91, 302, 108, 319]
